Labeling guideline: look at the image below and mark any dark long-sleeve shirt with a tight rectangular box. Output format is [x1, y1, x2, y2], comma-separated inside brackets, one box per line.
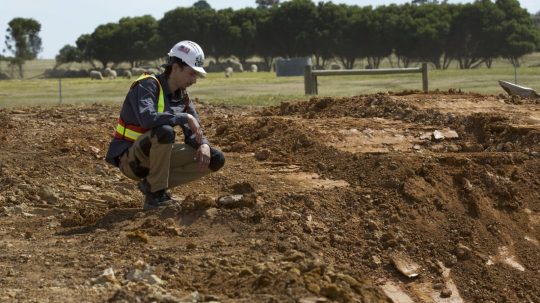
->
[105, 73, 209, 166]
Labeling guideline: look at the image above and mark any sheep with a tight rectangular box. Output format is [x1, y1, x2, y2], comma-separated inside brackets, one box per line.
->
[131, 67, 146, 76]
[225, 59, 243, 72]
[250, 64, 258, 72]
[90, 70, 104, 80]
[102, 67, 112, 77]
[224, 67, 233, 78]
[146, 68, 159, 75]
[124, 70, 132, 79]
[108, 70, 117, 79]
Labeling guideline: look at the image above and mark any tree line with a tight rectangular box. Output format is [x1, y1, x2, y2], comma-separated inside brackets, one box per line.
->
[4, 0, 540, 77]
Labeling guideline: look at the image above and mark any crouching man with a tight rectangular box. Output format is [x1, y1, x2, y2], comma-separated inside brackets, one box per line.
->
[105, 40, 225, 210]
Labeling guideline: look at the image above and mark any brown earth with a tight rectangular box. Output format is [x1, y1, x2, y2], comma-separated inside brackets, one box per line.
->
[1, 91, 539, 303]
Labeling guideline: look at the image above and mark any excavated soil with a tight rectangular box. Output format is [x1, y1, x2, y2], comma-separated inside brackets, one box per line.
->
[1, 91, 540, 303]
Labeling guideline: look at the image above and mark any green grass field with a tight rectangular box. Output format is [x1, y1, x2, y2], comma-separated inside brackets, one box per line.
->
[0, 54, 539, 108]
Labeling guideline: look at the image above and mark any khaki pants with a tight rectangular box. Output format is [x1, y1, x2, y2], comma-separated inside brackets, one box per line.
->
[118, 130, 211, 193]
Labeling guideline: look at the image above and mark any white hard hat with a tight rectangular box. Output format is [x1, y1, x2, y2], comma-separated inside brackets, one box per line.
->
[167, 40, 206, 76]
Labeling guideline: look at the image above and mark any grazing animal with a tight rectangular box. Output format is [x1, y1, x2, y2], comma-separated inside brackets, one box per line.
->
[108, 70, 117, 79]
[90, 70, 104, 80]
[131, 67, 146, 76]
[224, 67, 233, 78]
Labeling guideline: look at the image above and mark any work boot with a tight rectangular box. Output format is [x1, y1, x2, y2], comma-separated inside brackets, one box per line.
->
[137, 179, 151, 195]
[138, 179, 177, 210]
[143, 189, 175, 210]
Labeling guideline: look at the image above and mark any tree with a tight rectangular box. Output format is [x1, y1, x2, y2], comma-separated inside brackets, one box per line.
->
[4, 17, 42, 78]
[412, 0, 440, 4]
[193, 0, 212, 10]
[116, 15, 161, 67]
[496, 0, 540, 66]
[445, 1, 499, 69]
[206, 9, 236, 62]
[75, 34, 96, 68]
[258, 0, 317, 58]
[255, 6, 278, 66]
[367, 6, 395, 68]
[230, 8, 261, 64]
[314, 2, 348, 68]
[534, 11, 540, 29]
[89, 23, 122, 68]
[534, 11, 540, 50]
[333, 5, 368, 69]
[390, 4, 452, 69]
[158, 7, 214, 56]
[55, 45, 82, 66]
[256, 0, 279, 10]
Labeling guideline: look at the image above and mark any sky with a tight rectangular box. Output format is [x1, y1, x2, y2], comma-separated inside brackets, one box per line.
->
[2, 0, 539, 59]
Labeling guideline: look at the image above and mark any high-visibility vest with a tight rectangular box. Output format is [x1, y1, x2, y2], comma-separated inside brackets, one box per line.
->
[113, 73, 165, 142]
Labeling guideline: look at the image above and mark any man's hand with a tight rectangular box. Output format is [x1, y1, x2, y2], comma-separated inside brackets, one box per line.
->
[195, 144, 211, 171]
[186, 114, 203, 144]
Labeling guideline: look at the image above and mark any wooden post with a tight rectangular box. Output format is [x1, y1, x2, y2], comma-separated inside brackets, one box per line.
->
[421, 63, 428, 92]
[304, 65, 313, 95]
[58, 78, 63, 104]
[313, 75, 318, 95]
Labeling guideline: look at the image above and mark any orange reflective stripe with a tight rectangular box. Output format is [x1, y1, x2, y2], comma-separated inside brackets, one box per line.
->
[115, 124, 141, 141]
[113, 117, 149, 141]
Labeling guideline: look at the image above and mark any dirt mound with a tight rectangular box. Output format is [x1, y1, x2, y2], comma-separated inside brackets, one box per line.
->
[1, 92, 540, 302]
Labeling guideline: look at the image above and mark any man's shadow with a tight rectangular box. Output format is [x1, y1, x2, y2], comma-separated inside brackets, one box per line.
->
[56, 207, 141, 236]
[57, 205, 204, 236]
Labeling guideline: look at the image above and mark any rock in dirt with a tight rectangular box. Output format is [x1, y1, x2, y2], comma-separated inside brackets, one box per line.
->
[433, 129, 459, 140]
[381, 282, 415, 303]
[37, 185, 59, 203]
[390, 252, 421, 278]
[255, 149, 270, 161]
[230, 182, 256, 194]
[217, 193, 257, 208]
[440, 288, 453, 298]
[299, 297, 328, 303]
[184, 193, 215, 209]
[178, 291, 202, 302]
[126, 260, 163, 285]
[455, 243, 473, 260]
[91, 267, 118, 285]
[126, 230, 149, 243]
[204, 207, 219, 219]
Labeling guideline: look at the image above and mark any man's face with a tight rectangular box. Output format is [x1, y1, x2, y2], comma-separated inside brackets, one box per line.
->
[172, 64, 200, 89]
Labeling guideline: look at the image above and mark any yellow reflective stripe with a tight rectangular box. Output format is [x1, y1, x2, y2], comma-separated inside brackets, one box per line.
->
[157, 88, 164, 112]
[116, 124, 142, 141]
[133, 74, 164, 113]
[135, 73, 151, 82]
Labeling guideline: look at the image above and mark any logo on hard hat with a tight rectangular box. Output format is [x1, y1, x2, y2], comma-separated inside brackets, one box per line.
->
[195, 55, 204, 67]
[178, 45, 190, 54]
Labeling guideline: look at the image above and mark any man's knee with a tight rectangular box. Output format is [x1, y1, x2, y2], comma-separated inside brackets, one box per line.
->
[209, 148, 225, 171]
[152, 125, 175, 144]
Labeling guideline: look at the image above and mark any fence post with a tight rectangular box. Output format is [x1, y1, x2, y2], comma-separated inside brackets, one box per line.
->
[58, 78, 63, 104]
[421, 63, 428, 92]
[304, 65, 313, 95]
[313, 75, 318, 95]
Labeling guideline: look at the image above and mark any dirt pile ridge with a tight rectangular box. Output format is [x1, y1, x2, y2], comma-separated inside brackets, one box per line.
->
[0, 92, 539, 302]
